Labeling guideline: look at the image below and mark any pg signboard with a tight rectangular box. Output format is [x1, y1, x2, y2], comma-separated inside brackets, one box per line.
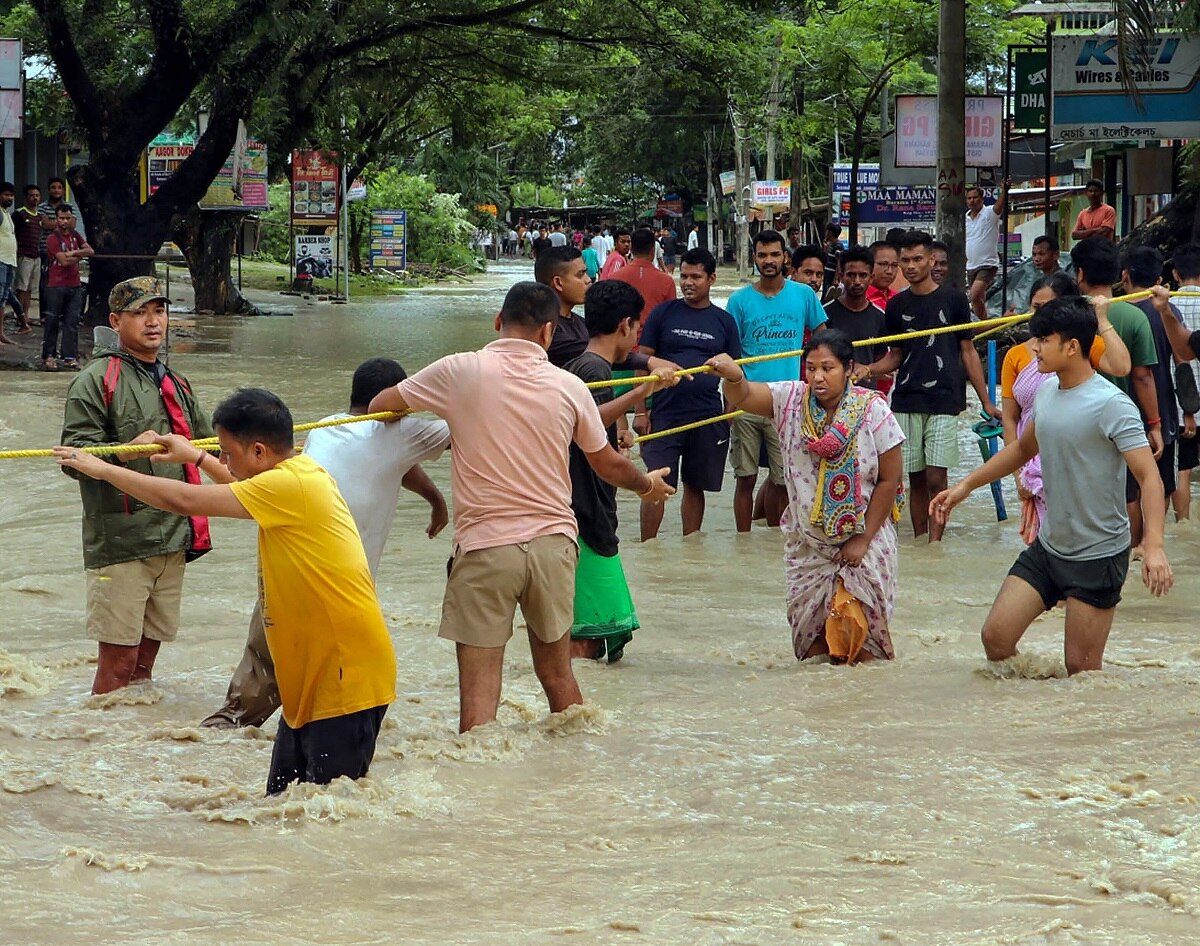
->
[1051, 34, 1200, 142]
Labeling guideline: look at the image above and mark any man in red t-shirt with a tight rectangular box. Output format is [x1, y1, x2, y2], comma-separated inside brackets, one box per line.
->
[42, 206, 93, 370]
[598, 228, 632, 280]
[608, 227, 677, 330]
[865, 239, 899, 311]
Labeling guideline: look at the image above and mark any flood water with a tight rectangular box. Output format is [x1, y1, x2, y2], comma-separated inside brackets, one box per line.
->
[2, 260, 1199, 945]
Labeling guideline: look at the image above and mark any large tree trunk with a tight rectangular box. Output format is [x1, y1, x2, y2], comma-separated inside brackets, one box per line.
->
[69, 163, 165, 327]
[173, 207, 260, 314]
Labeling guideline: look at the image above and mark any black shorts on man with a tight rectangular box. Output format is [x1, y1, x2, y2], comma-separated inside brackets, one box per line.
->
[1009, 540, 1129, 612]
[266, 703, 389, 796]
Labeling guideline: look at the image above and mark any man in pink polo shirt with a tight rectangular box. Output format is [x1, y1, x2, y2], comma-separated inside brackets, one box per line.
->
[370, 281, 675, 732]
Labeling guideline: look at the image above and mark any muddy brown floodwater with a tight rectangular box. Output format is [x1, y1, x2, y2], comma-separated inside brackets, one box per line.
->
[2, 261, 1199, 945]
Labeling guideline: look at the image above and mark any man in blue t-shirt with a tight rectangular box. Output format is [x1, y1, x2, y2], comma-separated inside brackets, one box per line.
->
[726, 229, 826, 531]
[637, 247, 741, 540]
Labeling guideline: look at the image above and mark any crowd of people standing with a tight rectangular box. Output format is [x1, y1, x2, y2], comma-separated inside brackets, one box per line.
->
[0, 176, 92, 371]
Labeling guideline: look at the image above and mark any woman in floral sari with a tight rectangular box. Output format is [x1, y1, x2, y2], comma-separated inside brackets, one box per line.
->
[708, 330, 905, 663]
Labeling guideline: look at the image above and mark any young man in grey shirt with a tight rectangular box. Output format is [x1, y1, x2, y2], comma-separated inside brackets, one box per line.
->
[930, 296, 1173, 675]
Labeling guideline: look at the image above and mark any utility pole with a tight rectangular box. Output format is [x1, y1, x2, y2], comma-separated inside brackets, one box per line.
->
[730, 100, 752, 281]
[705, 127, 716, 253]
[936, 0, 967, 290]
[764, 37, 782, 228]
[789, 73, 804, 236]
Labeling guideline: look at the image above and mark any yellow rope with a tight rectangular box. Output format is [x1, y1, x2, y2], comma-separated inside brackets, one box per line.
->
[632, 410, 745, 444]
[0, 288, 1174, 460]
[0, 411, 410, 460]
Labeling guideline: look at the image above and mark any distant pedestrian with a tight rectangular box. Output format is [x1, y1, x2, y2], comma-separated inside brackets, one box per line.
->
[598, 229, 631, 280]
[12, 185, 41, 332]
[965, 179, 1009, 322]
[42, 206, 93, 371]
[1072, 179, 1117, 243]
[0, 182, 16, 345]
[866, 240, 899, 311]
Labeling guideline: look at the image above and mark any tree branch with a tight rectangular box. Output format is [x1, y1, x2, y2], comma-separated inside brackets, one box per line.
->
[30, 0, 107, 142]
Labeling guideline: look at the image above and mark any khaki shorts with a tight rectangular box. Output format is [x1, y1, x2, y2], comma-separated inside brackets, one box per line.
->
[86, 552, 186, 646]
[729, 413, 784, 484]
[439, 535, 578, 648]
[14, 257, 40, 293]
[967, 266, 997, 289]
[896, 412, 959, 474]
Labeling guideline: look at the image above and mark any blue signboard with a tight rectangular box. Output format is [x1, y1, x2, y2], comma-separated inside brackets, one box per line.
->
[369, 209, 408, 271]
[1052, 34, 1200, 142]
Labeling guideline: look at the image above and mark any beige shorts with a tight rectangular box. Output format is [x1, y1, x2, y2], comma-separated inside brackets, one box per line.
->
[967, 266, 997, 289]
[86, 552, 186, 646]
[729, 413, 784, 484]
[896, 412, 959, 474]
[439, 535, 578, 648]
[15, 257, 40, 293]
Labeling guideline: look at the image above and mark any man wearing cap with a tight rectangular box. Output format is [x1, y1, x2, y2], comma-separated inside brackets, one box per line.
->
[60, 277, 214, 694]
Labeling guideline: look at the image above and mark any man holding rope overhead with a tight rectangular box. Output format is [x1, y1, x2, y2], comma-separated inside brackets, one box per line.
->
[856, 231, 1000, 542]
[369, 281, 675, 733]
[60, 277, 214, 695]
[931, 295, 1172, 674]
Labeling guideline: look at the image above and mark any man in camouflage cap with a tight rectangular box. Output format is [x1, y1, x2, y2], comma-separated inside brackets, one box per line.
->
[60, 276, 215, 694]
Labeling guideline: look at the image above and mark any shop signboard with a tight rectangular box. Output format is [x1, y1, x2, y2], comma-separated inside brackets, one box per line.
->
[1051, 34, 1200, 142]
[292, 149, 340, 226]
[369, 209, 408, 271]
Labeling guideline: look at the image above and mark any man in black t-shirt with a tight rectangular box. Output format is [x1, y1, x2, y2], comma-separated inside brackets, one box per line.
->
[858, 231, 999, 542]
[1123, 246, 1181, 548]
[564, 281, 676, 662]
[637, 247, 741, 540]
[534, 245, 591, 367]
[822, 246, 885, 386]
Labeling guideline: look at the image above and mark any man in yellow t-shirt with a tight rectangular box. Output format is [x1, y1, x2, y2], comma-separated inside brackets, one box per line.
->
[56, 388, 396, 796]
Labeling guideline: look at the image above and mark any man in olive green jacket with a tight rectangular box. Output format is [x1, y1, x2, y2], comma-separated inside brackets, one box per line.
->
[61, 277, 213, 694]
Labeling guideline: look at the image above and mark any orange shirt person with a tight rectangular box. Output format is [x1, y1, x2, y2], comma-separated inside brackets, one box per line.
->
[1072, 179, 1117, 243]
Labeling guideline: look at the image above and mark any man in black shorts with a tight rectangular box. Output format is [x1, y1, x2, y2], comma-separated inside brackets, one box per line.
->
[636, 247, 741, 540]
[931, 297, 1171, 675]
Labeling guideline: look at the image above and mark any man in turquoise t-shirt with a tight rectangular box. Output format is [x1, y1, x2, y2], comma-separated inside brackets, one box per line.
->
[726, 229, 826, 531]
[581, 235, 599, 281]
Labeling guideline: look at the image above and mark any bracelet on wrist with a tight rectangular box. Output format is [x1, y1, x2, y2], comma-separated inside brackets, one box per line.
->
[1146, 418, 1161, 427]
[637, 480, 656, 498]
[194, 448, 207, 466]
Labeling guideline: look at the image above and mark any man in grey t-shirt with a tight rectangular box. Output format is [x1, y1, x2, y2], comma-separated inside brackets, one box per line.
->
[931, 296, 1172, 675]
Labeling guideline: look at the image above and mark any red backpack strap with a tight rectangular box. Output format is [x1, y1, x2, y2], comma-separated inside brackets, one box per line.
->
[102, 356, 123, 409]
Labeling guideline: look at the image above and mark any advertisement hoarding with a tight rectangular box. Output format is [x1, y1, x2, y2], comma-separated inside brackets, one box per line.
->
[369, 209, 408, 271]
[145, 135, 269, 210]
[751, 179, 790, 206]
[831, 163, 996, 225]
[895, 96, 1004, 168]
[1051, 34, 1200, 142]
[294, 234, 334, 278]
[292, 150, 340, 226]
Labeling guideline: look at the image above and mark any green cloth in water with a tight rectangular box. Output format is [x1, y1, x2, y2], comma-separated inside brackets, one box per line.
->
[571, 538, 638, 662]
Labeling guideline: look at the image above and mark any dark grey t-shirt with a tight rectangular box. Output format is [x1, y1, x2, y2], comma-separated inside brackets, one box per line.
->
[1034, 373, 1147, 560]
